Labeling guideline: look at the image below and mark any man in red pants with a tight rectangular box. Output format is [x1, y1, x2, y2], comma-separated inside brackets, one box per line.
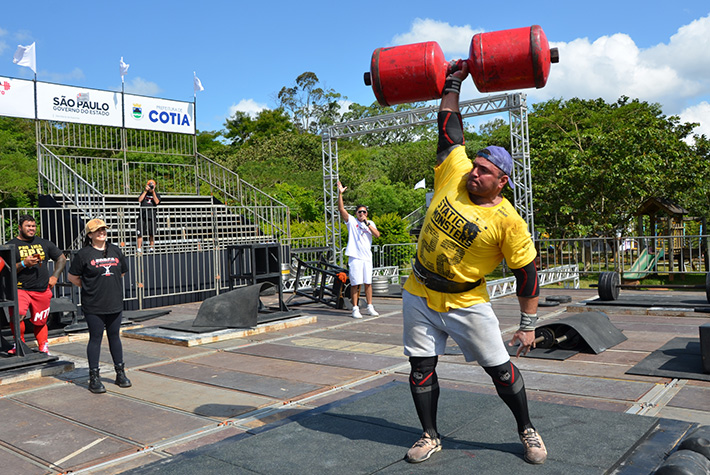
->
[5, 215, 66, 355]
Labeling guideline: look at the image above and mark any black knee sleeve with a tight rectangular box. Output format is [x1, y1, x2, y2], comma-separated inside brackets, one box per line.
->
[409, 356, 438, 392]
[484, 361, 524, 395]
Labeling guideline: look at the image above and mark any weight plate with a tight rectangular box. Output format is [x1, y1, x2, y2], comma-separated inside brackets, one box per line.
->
[598, 272, 620, 301]
[535, 327, 556, 349]
[557, 329, 581, 350]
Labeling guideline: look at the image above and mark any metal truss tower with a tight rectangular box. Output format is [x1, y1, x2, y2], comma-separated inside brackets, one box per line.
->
[322, 92, 531, 262]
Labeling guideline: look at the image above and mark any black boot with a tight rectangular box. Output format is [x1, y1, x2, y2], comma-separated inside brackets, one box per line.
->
[114, 363, 132, 388]
[88, 368, 106, 394]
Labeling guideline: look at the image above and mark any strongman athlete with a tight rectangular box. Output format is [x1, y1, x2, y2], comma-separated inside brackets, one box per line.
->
[5, 214, 66, 354]
[401, 61, 547, 465]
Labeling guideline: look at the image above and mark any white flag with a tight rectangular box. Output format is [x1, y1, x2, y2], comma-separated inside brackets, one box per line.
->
[119, 57, 130, 82]
[414, 178, 426, 190]
[13, 42, 36, 74]
[193, 72, 204, 94]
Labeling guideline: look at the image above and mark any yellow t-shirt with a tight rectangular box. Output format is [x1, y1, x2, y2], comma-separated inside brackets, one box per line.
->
[403, 145, 536, 312]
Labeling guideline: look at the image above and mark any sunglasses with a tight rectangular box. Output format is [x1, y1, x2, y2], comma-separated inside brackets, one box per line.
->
[357, 210, 368, 214]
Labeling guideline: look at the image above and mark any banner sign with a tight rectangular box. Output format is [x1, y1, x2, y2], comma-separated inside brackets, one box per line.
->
[124, 94, 195, 134]
[37, 82, 122, 127]
[0, 77, 36, 119]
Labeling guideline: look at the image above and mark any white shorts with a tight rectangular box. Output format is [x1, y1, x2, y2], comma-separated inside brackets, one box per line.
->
[402, 289, 510, 366]
[348, 257, 372, 286]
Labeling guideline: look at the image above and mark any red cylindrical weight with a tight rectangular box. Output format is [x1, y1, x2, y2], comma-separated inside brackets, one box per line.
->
[469, 25, 555, 92]
[367, 42, 448, 107]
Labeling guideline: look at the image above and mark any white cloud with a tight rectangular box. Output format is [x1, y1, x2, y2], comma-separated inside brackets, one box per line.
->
[392, 18, 482, 56]
[228, 98, 268, 119]
[398, 16, 710, 144]
[124, 77, 161, 96]
[339, 98, 354, 112]
[532, 34, 703, 107]
[643, 14, 710, 78]
[680, 101, 710, 139]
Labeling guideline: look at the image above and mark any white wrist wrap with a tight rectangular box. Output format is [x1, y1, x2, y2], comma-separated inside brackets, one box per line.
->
[519, 312, 538, 332]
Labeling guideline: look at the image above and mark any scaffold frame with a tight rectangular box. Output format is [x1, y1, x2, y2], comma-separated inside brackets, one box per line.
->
[322, 92, 532, 262]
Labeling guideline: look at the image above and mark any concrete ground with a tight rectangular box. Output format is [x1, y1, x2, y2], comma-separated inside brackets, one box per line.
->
[0, 287, 709, 474]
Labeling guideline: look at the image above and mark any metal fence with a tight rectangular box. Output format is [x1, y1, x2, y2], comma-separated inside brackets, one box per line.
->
[5, 206, 706, 311]
[537, 235, 708, 276]
[1, 204, 293, 310]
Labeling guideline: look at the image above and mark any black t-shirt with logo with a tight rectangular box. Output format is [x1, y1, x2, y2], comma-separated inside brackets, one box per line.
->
[6, 236, 63, 291]
[140, 190, 161, 207]
[69, 244, 128, 314]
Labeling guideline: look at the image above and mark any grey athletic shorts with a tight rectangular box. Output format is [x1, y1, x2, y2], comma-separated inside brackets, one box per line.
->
[402, 289, 510, 366]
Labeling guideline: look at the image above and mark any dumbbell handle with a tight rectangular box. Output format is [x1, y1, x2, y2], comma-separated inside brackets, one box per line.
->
[534, 329, 569, 346]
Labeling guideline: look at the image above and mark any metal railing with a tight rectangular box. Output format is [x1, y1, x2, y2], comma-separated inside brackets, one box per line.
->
[8, 203, 705, 311]
[38, 145, 105, 217]
[537, 235, 708, 276]
[403, 205, 426, 230]
[37, 146, 290, 242]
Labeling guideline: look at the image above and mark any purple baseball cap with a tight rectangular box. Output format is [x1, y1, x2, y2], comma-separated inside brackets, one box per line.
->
[477, 146, 515, 190]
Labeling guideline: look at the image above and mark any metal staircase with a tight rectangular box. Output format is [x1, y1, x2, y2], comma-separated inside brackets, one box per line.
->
[33, 123, 289, 253]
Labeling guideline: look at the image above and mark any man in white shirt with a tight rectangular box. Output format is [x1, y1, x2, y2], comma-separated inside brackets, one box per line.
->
[337, 181, 381, 319]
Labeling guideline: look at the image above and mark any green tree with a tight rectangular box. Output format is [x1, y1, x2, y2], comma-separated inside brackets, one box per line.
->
[223, 108, 296, 147]
[0, 117, 37, 208]
[341, 102, 435, 146]
[196, 129, 229, 160]
[343, 177, 426, 217]
[526, 97, 709, 237]
[372, 212, 412, 246]
[276, 72, 343, 134]
[272, 182, 322, 222]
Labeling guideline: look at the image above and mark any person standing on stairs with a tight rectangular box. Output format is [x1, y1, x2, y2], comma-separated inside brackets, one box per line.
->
[136, 179, 160, 253]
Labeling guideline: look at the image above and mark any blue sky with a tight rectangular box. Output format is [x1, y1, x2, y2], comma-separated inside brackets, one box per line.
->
[1, 1, 710, 138]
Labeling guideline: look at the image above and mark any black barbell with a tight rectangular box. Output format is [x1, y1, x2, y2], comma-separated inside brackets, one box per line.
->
[594, 271, 710, 303]
[533, 327, 581, 350]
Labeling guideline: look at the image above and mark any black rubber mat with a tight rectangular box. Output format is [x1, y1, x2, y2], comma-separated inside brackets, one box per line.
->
[124, 309, 172, 322]
[626, 337, 710, 382]
[123, 382, 676, 474]
[587, 292, 710, 309]
[506, 344, 579, 360]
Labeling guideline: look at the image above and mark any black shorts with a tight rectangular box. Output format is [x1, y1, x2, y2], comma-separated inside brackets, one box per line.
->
[137, 208, 157, 237]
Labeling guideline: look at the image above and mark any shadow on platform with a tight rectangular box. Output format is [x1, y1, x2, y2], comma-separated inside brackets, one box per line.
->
[124, 382, 691, 474]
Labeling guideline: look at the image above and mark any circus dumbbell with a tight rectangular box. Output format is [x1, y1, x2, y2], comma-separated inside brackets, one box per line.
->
[364, 25, 559, 106]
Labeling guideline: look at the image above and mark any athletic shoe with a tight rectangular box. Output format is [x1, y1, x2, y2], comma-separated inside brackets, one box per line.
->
[405, 433, 442, 463]
[39, 342, 50, 355]
[352, 306, 362, 319]
[367, 304, 379, 316]
[137, 248, 142, 254]
[7, 344, 16, 355]
[520, 428, 547, 464]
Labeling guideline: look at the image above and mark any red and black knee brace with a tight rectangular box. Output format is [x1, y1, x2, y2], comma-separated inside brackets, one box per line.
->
[409, 356, 439, 393]
[484, 361, 524, 395]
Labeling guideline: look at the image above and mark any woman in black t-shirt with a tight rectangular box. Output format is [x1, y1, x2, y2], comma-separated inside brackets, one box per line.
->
[68, 219, 131, 394]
